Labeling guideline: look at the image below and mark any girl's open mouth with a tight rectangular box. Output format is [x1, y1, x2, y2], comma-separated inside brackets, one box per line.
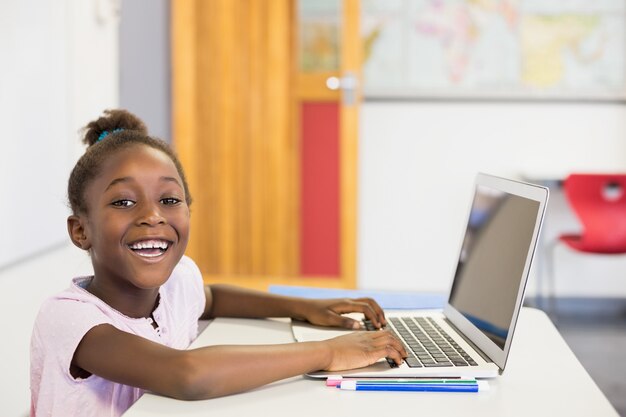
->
[128, 239, 170, 258]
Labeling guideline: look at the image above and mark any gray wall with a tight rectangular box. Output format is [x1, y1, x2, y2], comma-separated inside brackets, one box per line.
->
[120, 0, 171, 141]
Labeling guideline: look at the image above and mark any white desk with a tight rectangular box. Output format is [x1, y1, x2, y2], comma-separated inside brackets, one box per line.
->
[125, 308, 618, 417]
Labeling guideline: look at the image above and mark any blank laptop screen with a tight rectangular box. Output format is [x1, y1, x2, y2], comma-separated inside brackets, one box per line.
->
[448, 184, 540, 349]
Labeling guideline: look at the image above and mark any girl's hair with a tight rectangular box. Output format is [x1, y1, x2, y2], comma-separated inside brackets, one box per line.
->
[68, 109, 192, 215]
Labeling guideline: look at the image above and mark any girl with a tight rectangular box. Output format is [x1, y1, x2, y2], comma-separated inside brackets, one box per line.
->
[30, 109, 406, 417]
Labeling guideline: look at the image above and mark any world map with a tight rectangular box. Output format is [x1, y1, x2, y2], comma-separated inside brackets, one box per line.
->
[362, 0, 626, 99]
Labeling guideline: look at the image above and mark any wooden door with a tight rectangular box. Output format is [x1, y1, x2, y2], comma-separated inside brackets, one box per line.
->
[172, 0, 361, 290]
[295, 0, 362, 287]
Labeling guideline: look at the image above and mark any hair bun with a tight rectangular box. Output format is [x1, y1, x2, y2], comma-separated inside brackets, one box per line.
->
[83, 109, 148, 146]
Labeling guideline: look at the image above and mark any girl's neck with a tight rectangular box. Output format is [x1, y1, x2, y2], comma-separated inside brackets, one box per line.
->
[86, 277, 160, 319]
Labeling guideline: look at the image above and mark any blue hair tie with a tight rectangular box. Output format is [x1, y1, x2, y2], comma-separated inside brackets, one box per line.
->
[97, 128, 124, 142]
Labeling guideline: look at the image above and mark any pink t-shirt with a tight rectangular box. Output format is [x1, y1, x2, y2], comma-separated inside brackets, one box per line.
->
[30, 255, 206, 417]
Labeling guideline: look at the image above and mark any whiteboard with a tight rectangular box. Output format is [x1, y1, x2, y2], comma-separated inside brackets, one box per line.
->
[0, 0, 71, 269]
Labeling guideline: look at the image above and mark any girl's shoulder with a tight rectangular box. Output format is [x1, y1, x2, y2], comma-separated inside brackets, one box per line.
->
[167, 255, 202, 287]
[161, 255, 205, 315]
[176, 255, 201, 274]
[32, 282, 119, 349]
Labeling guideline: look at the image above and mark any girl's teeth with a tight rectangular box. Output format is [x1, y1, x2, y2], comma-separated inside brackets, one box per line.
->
[129, 240, 169, 257]
[130, 240, 168, 250]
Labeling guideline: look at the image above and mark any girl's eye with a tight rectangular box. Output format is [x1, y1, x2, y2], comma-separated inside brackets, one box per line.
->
[161, 197, 182, 205]
[111, 199, 135, 207]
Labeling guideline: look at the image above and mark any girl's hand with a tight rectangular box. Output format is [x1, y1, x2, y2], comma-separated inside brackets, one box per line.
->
[300, 298, 387, 330]
[322, 330, 407, 371]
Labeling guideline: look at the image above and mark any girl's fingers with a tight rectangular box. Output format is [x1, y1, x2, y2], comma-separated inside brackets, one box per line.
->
[353, 297, 386, 327]
[352, 302, 381, 328]
[383, 345, 405, 366]
[370, 330, 407, 359]
[326, 330, 407, 371]
[367, 340, 405, 366]
[331, 299, 384, 328]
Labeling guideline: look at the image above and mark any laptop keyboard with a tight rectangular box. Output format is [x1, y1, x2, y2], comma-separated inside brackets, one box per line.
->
[364, 317, 478, 368]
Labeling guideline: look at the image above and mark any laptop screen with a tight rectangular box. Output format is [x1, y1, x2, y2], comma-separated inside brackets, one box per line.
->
[447, 184, 541, 349]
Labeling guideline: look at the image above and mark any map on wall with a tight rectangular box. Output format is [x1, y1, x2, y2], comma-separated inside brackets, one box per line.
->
[361, 0, 626, 99]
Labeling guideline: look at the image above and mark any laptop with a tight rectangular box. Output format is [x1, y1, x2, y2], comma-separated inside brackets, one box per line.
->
[292, 173, 548, 379]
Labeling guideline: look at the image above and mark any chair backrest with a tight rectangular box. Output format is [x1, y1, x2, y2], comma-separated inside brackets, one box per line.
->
[563, 173, 626, 253]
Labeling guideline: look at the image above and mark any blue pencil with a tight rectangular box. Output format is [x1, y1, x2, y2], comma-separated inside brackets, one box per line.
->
[338, 381, 480, 392]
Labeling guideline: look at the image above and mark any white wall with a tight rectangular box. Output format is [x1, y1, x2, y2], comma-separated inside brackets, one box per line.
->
[0, 0, 117, 415]
[1, 245, 93, 417]
[358, 101, 626, 298]
[0, 0, 70, 268]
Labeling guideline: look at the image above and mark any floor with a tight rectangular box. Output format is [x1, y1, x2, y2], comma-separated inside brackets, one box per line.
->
[533, 298, 626, 416]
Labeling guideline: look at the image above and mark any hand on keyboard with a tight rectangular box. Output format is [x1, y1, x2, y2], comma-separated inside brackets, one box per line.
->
[298, 297, 387, 330]
[322, 330, 408, 371]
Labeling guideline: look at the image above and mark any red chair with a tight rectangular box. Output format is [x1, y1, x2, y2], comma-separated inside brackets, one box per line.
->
[545, 174, 626, 312]
[560, 174, 626, 254]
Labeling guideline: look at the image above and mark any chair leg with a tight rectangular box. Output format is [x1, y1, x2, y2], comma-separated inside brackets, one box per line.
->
[533, 232, 546, 310]
[545, 239, 559, 319]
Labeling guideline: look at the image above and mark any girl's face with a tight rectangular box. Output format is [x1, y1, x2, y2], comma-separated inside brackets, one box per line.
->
[75, 145, 190, 290]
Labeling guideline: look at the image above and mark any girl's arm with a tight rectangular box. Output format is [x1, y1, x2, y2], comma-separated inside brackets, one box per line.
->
[73, 323, 405, 400]
[202, 284, 387, 329]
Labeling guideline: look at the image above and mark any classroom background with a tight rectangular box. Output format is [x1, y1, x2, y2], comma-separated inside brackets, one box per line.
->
[1, 0, 626, 415]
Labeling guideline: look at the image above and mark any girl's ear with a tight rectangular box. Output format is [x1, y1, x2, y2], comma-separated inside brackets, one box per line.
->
[67, 215, 91, 250]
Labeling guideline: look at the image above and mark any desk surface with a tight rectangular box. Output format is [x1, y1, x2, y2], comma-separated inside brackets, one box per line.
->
[125, 308, 618, 417]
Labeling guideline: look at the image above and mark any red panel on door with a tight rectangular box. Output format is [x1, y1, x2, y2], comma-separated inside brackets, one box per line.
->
[300, 102, 340, 276]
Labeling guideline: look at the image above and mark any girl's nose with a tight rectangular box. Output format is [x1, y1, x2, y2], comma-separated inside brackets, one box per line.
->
[137, 204, 166, 226]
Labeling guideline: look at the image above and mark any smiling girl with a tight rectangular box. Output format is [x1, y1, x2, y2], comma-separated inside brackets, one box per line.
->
[29, 109, 405, 417]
